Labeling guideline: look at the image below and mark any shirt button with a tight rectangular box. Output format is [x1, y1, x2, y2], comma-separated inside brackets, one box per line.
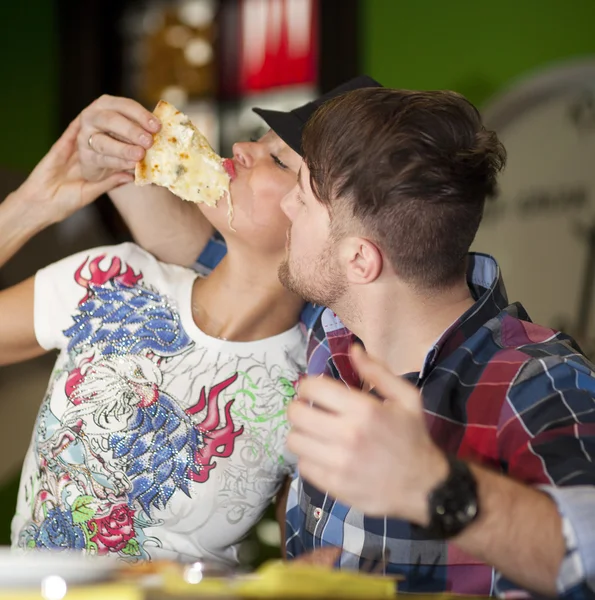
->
[313, 507, 322, 520]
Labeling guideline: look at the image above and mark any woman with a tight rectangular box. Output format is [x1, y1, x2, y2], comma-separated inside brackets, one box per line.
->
[3, 77, 377, 565]
[3, 116, 305, 567]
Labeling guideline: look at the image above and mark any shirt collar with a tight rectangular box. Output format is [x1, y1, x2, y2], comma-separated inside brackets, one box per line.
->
[417, 252, 509, 381]
[320, 253, 510, 384]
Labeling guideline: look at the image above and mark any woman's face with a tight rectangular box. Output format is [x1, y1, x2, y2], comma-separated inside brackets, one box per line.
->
[200, 130, 302, 254]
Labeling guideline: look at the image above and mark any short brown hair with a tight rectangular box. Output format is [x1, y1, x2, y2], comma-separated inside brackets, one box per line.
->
[302, 88, 506, 289]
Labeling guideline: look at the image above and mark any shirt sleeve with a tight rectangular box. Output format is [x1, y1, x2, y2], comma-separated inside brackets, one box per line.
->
[499, 357, 595, 487]
[193, 234, 227, 276]
[493, 357, 595, 598]
[541, 486, 595, 597]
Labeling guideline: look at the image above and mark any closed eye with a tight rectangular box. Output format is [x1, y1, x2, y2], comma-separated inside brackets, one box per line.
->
[271, 154, 288, 169]
[248, 136, 288, 169]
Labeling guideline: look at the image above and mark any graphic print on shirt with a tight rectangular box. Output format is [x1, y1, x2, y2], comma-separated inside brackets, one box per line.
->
[18, 255, 245, 559]
[216, 369, 298, 525]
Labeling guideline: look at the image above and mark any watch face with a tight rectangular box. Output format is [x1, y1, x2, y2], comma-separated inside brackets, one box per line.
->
[473, 58, 595, 352]
[457, 499, 478, 523]
[421, 458, 479, 539]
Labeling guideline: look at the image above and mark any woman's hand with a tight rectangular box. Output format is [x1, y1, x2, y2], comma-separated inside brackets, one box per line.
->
[77, 94, 161, 182]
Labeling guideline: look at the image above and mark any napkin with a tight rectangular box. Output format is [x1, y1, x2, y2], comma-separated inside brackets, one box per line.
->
[164, 559, 398, 598]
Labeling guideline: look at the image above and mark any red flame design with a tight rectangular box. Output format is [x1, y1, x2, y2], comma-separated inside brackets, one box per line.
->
[65, 354, 95, 405]
[74, 255, 142, 304]
[186, 373, 244, 483]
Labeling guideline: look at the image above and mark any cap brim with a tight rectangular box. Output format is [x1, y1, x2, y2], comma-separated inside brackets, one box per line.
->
[252, 108, 304, 156]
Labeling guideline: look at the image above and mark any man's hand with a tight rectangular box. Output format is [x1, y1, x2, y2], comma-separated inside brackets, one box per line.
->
[14, 116, 131, 228]
[291, 547, 341, 567]
[78, 94, 161, 182]
[287, 345, 448, 525]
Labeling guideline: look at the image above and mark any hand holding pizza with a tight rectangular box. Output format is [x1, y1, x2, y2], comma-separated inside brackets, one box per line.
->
[15, 116, 131, 227]
[77, 94, 161, 182]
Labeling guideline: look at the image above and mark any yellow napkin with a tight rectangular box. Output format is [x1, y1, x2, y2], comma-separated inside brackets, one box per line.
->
[0, 583, 142, 600]
[164, 560, 398, 598]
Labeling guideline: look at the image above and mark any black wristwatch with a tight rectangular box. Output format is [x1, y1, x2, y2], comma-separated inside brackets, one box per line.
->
[415, 456, 480, 539]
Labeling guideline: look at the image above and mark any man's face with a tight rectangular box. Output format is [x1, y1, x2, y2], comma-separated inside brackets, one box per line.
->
[279, 163, 347, 306]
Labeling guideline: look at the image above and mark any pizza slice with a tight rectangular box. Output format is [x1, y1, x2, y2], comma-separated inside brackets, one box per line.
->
[135, 100, 234, 219]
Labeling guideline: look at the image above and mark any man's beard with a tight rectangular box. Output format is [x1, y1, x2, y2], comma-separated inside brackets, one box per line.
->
[278, 235, 347, 308]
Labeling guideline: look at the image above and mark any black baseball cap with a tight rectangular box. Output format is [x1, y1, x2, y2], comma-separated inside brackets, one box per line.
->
[252, 75, 382, 156]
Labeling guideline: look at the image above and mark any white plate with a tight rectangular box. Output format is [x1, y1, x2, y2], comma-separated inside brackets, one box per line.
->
[0, 547, 118, 588]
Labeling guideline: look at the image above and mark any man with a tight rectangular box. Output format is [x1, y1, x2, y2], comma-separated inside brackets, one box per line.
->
[76, 80, 595, 596]
[279, 87, 595, 597]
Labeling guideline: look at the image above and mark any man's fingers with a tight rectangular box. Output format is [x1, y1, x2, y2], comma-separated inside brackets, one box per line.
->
[286, 429, 332, 465]
[297, 376, 362, 415]
[291, 546, 341, 567]
[350, 344, 422, 413]
[298, 460, 339, 499]
[288, 400, 345, 442]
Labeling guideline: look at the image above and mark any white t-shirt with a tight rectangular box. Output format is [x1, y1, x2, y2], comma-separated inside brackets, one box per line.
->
[12, 243, 305, 566]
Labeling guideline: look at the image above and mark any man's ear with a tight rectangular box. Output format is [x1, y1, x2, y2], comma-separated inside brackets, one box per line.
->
[339, 236, 383, 285]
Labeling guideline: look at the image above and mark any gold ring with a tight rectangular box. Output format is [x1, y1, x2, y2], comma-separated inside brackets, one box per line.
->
[87, 134, 96, 150]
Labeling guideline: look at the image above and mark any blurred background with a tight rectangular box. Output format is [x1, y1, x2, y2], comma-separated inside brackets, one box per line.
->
[2, 0, 595, 565]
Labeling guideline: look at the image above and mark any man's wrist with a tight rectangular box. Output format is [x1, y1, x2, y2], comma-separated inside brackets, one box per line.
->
[413, 456, 481, 539]
[403, 448, 450, 527]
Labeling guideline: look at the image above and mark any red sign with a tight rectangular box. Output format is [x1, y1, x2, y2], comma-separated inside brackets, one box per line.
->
[238, 0, 318, 92]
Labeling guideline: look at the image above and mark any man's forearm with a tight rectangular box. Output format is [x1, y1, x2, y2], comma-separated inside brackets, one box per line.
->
[110, 183, 214, 267]
[0, 191, 50, 268]
[453, 464, 564, 596]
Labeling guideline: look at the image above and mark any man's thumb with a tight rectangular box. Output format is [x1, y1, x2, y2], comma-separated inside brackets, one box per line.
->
[350, 344, 422, 414]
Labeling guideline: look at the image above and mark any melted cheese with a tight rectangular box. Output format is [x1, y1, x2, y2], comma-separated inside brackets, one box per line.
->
[135, 101, 230, 209]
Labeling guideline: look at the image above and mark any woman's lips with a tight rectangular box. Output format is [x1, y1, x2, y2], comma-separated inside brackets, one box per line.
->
[223, 158, 236, 180]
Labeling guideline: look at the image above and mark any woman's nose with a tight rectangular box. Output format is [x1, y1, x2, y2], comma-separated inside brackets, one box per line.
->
[232, 141, 255, 168]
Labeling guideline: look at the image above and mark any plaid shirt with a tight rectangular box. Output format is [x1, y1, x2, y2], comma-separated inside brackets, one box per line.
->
[285, 253, 595, 597]
[195, 239, 595, 597]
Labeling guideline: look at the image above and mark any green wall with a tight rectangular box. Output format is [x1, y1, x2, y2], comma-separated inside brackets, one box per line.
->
[0, 2, 58, 171]
[361, 0, 595, 107]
